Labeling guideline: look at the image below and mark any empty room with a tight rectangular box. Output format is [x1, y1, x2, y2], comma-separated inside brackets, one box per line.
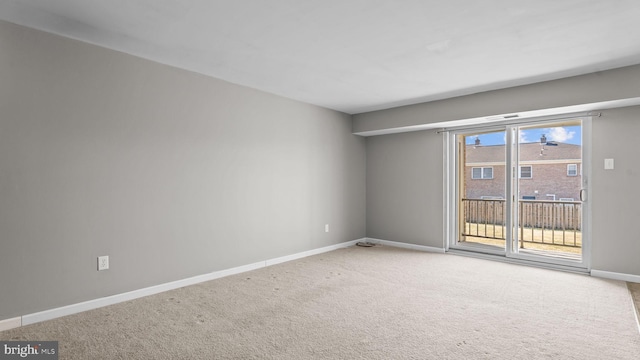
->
[1, 1, 640, 359]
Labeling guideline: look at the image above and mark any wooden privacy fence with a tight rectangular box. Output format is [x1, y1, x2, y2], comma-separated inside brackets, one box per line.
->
[461, 198, 582, 248]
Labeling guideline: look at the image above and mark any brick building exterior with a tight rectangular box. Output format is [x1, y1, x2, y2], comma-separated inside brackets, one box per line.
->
[464, 141, 581, 201]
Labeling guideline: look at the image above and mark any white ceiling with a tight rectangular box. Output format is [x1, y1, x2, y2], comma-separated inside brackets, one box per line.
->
[2, 0, 640, 114]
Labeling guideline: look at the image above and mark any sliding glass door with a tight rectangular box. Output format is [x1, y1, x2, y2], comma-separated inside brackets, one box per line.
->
[456, 128, 508, 254]
[450, 118, 589, 269]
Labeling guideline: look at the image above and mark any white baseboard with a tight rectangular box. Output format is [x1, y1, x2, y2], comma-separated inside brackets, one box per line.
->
[366, 238, 445, 253]
[0, 317, 21, 332]
[590, 269, 640, 283]
[22, 261, 267, 326]
[10, 238, 365, 329]
[265, 239, 361, 266]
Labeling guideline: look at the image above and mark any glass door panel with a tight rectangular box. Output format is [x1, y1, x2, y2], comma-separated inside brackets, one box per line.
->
[509, 121, 585, 264]
[456, 129, 507, 253]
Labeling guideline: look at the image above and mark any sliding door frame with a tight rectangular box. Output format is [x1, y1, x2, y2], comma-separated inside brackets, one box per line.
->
[444, 113, 592, 271]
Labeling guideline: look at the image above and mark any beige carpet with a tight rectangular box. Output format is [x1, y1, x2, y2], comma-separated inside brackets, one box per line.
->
[630, 282, 640, 328]
[1, 245, 639, 359]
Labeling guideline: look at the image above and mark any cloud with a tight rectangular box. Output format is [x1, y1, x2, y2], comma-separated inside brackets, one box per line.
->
[546, 127, 575, 142]
[518, 130, 528, 143]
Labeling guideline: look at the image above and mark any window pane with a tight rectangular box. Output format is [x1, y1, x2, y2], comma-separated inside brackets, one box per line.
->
[483, 167, 493, 179]
[520, 166, 532, 178]
[567, 164, 578, 176]
[472, 167, 482, 179]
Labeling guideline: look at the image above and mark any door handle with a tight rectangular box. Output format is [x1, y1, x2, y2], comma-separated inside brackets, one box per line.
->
[580, 189, 586, 202]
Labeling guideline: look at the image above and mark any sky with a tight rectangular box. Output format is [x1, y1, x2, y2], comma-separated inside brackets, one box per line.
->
[465, 125, 581, 146]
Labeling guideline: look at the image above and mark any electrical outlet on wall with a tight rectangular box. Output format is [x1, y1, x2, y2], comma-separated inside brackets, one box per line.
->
[97, 256, 109, 271]
[325, 224, 329, 233]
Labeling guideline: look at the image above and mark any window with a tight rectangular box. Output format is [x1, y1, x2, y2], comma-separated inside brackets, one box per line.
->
[519, 166, 532, 179]
[567, 164, 578, 176]
[471, 167, 493, 179]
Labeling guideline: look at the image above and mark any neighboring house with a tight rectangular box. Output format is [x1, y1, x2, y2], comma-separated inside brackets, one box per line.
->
[464, 137, 581, 201]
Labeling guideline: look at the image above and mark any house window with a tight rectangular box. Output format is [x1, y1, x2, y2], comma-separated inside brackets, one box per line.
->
[471, 167, 493, 179]
[567, 164, 578, 176]
[519, 166, 532, 179]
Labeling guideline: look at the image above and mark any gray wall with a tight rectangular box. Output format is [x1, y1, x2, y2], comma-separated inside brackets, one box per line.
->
[366, 131, 444, 248]
[591, 106, 640, 275]
[0, 20, 366, 320]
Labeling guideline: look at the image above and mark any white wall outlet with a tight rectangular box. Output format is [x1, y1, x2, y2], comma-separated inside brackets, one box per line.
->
[97, 256, 109, 271]
[604, 158, 614, 170]
[325, 224, 329, 233]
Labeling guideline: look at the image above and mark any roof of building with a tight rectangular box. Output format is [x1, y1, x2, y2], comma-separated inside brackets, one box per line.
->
[466, 142, 581, 164]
